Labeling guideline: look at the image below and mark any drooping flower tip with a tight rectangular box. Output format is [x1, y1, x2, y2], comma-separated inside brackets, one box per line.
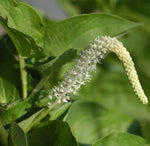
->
[100, 36, 148, 105]
[142, 96, 148, 104]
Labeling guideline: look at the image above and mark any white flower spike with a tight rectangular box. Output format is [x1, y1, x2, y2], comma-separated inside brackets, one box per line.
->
[48, 36, 148, 106]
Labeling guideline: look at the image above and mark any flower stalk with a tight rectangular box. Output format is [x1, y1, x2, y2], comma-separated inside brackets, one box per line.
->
[48, 36, 148, 106]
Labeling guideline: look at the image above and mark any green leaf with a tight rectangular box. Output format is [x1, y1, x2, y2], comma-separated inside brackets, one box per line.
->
[93, 133, 148, 146]
[1, 92, 47, 126]
[0, 0, 45, 58]
[8, 122, 28, 146]
[1, 88, 70, 126]
[0, 118, 8, 146]
[141, 122, 150, 143]
[64, 101, 133, 145]
[44, 13, 140, 56]
[49, 102, 72, 120]
[18, 109, 44, 131]
[0, 36, 20, 104]
[27, 120, 78, 146]
[1, 98, 32, 126]
[1, 90, 48, 126]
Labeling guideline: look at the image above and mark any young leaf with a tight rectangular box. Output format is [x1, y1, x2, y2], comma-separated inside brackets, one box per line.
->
[8, 122, 28, 146]
[27, 120, 78, 146]
[93, 133, 148, 146]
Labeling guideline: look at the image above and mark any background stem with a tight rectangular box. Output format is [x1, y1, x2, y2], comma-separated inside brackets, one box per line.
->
[29, 75, 50, 97]
[19, 55, 27, 100]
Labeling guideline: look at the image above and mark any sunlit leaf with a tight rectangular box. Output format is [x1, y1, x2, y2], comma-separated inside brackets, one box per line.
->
[0, 0, 45, 58]
[44, 13, 140, 56]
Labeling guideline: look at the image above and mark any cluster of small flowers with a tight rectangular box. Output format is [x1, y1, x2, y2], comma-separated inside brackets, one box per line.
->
[48, 36, 148, 106]
[100, 36, 148, 104]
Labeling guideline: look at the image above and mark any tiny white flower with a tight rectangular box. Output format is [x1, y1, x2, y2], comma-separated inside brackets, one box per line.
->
[48, 95, 52, 100]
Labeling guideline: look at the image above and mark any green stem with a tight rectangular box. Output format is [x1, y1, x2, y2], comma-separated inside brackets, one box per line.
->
[19, 55, 27, 99]
[29, 75, 50, 97]
[24, 100, 58, 133]
[0, 119, 8, 146]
